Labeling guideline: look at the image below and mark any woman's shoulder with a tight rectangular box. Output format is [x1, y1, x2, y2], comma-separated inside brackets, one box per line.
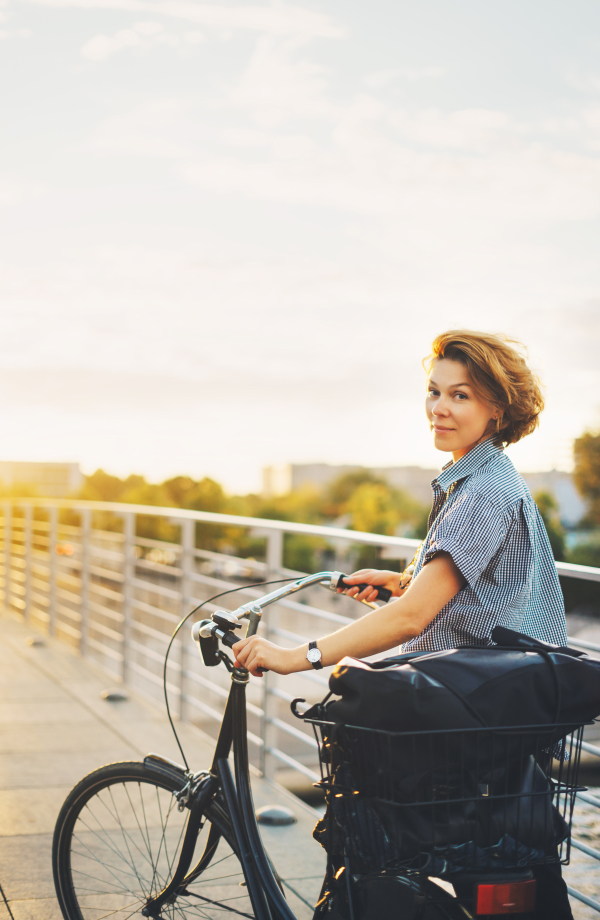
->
[464, 450, 532, 511]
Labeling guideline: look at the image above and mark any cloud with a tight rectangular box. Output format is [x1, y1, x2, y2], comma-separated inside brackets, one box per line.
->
[81, 20, 176, 59]
[19, 0, 344, 39]
[229, 35, 337, 125]
[365, 66, 444, 89]
[84, 97, 209, 157]
[0, 174, 47, 205]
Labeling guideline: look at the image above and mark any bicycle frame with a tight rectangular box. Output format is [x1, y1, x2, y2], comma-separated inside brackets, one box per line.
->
[142, 571, 346, 920]
[142, 571, 568, 920]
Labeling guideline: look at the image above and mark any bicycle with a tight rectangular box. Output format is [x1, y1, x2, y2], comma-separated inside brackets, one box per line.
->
[51, 571, 585, 920]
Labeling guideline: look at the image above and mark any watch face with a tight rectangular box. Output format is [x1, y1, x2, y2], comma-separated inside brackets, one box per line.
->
[307, 647, 321, 662]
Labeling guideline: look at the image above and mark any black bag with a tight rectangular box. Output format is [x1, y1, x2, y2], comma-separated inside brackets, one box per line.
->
[325, 641, 600, 736]
[309, 630, 595, 883]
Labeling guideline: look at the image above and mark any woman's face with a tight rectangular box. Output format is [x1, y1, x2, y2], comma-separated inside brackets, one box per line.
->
[426, 358, 498, 461]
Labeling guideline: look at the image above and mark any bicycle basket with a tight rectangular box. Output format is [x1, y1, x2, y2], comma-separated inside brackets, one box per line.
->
[310, 721, 586, 879]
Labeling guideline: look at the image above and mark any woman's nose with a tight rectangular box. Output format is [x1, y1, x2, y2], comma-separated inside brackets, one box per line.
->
[432, 398, 449, 416]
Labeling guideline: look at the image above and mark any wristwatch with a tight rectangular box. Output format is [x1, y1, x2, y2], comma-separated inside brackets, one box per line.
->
[306, 641, 323, 670]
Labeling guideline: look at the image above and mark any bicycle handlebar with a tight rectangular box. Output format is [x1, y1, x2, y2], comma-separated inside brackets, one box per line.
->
[191, 570, 393, 669]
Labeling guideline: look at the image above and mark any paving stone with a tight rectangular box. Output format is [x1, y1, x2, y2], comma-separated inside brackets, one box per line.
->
[0, 720, 135, 755]
[0, 786, 77, 836]
[7, 900, 62, 920]
[0, 700, 92, 725]
[0, 750, 135, 790]
[0, 834, 56, 899]
[0, 679, 70, 702]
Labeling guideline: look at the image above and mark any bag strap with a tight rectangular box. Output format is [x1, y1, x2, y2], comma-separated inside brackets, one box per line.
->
[492, 625, 586, 659]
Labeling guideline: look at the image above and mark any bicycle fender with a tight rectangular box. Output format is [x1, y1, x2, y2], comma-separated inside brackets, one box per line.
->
[143, 752, 187, 786]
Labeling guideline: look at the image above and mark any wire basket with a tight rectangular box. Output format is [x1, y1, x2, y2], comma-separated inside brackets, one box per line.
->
[309, 720, 586, 880]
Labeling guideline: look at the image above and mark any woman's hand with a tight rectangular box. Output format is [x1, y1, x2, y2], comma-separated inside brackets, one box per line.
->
[232, 636, 302, 678]
[337, 568, 410, 603]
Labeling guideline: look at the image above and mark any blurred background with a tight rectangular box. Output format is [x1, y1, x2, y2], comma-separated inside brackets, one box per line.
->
[2, 0, 600, 594]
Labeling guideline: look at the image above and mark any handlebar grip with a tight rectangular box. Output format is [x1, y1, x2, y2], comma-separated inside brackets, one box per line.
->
[336, 573, 392, 603]
[220, 630, 238, 649]
[220, 629, 269, 673]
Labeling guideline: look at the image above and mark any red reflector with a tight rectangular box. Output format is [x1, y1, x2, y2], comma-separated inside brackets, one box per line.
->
[476, 880, 536, 915]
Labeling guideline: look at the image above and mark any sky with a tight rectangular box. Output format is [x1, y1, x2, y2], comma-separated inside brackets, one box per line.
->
[1, 0, 600, 492]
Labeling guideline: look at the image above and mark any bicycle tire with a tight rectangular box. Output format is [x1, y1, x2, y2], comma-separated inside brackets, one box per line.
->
[52, 761, 256, 920]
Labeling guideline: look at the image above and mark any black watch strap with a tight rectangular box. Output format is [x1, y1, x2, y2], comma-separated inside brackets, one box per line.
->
[307, 640, 323, 670]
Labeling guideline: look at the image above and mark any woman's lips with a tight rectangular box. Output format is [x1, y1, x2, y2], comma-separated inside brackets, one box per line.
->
[434, 426, 454, 432]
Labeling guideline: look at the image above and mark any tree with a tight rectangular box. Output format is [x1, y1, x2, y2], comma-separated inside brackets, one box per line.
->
[162, 476, 226, 514]
[533, 490, 566, 561]
[321, 469, 387, 519]
[78, 469, 146, 503]
[573, 430, 600, 524]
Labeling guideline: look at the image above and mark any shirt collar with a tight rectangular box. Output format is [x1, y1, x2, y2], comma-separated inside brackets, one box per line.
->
[434, 438, 503, 493]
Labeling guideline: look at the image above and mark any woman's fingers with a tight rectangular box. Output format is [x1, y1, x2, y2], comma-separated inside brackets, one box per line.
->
[337, 568, 397, 601]
[232, 636, 287, 677]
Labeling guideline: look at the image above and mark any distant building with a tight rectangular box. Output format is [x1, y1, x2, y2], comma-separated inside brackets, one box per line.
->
[520, 470, 586, 529]
[0, 461, 83, 498]
[262, 463, 438, 507]
[262, 463, 587, 527]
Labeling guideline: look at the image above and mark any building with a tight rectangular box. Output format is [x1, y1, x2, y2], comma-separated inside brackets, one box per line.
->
[262, 463, 438, 506]
[262, 463, 586, 527]
[0, 462, 83, 498]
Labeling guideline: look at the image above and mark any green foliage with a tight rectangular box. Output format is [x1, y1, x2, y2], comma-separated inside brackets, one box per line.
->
[79, 470, 146, 503]
[533, 490, 566, 562]
[69, 466, 429, 569]
[346, 483, 400, 536]
[283, 534, 325, 573]
[574, 430, 600, 525]
[324, 470, 426, 539]
[411, 505, 431, 540]
[321, 469, 387, 518]
[560, 537, 600, 613]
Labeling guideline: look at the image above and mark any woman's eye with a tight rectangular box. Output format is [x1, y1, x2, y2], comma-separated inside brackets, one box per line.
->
[455, 392, 468, 400]
[427, 388, 439, 397]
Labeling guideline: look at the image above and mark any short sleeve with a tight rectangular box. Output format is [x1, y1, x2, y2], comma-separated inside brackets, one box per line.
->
[423, 491, 510, 587]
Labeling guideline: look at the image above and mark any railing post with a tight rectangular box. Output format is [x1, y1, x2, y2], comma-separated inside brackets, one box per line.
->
[23, 505, 32, 623]
[48, 507, 58, 636]
[259, 525, 284, 781]
[266, 528, 283, 578]
[3, 502, 11, 613]
[121, 512, 135, 685]
[179, 518, 195, 720]
[79, 509, 91, 656]
[260, 604, 279, 781]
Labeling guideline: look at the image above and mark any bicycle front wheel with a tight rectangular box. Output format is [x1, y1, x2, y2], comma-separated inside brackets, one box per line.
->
[52, 761, 255, 920]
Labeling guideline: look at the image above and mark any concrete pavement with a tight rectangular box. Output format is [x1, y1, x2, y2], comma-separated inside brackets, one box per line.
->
[0, 613, 326, 919]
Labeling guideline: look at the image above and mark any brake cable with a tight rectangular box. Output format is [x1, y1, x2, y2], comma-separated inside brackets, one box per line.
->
[163, 577, 299, 770]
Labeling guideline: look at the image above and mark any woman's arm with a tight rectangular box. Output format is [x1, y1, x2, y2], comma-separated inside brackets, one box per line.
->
[232, 552, 465, 677]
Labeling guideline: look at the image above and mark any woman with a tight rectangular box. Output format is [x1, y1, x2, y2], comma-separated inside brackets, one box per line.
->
[234, 329, 567, 674]
[234, 329, 572, 919]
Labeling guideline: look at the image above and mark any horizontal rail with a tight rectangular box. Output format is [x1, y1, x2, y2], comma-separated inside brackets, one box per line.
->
[581, 741, 600, 758]
[267, 747, 320, 782]
[269, 717, 318, 749]
[571, 839, 600, 862]
[567, 887, 600, 912]
[557, 561, 600, 583]
[578, 790, 600, 809]
[2, 498, 422, 550]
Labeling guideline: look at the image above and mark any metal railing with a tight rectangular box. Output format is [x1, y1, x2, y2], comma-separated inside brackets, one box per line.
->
[1, 498, 599, 912]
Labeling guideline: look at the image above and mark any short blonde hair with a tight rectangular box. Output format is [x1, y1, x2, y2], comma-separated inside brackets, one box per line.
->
[425, 330, 544, 446]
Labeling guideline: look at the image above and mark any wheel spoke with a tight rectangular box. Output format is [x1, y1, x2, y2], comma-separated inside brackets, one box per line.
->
[55, 768, 256, 920]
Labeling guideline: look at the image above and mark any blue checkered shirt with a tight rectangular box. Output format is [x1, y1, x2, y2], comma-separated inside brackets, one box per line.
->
[402, 438, 568, 652]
